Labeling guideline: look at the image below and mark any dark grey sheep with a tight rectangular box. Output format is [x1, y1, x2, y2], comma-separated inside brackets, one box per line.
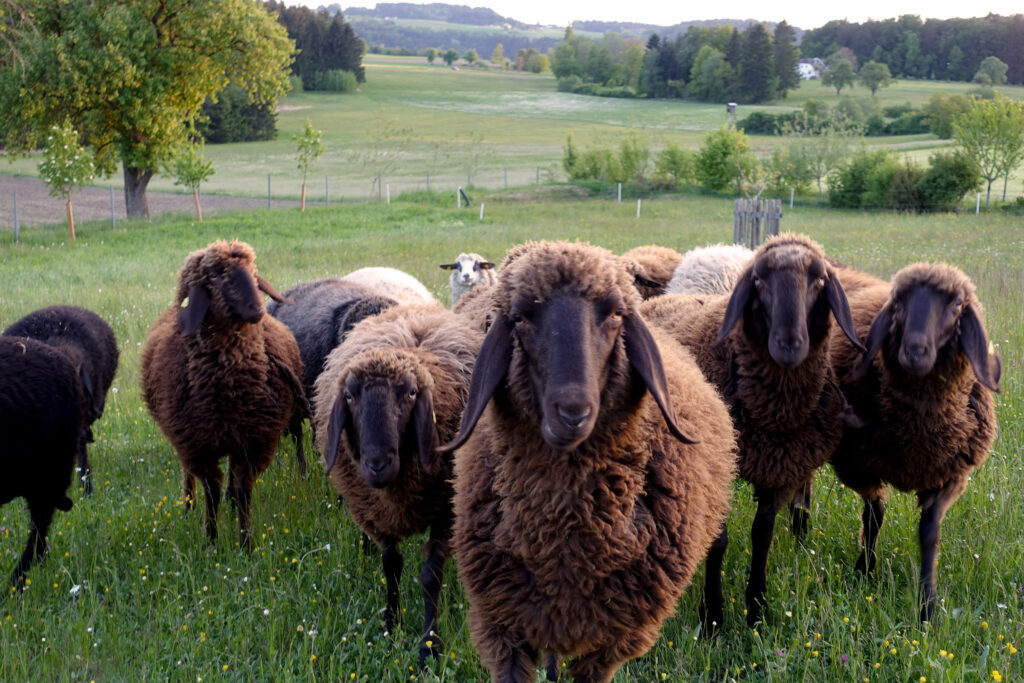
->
[3, 305, 119, 494]
[0, 336, 83, 587]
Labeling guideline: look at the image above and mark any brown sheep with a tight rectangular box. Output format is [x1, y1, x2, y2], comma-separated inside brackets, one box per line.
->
[829, 263, 1000, 621]
[451, 282, 495, 333]
[442, 241, 736, 683]
[313, 303, 481, 667]
[640, 233, 863, 626]
[621, 244, 683, 299]
[140, 240, 308, 549]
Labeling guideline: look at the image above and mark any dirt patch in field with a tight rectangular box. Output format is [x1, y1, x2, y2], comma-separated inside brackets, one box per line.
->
[1, 175, 298, 231]
[500, 184, 592, 203]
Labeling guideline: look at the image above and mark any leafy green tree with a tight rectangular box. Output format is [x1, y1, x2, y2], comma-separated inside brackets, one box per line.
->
[695, 126, 755, 193]
[552, 41, 581, 79]
[294, 120, 324, 212]
[859, 61, 893, 96]
[526, 49, 549, 74]
[38, 122, 94, 240]
[782, 116, 859, 198]
[654, 141, 694, 186]
[773, 21, 801, 98]
[0, 0, 293, 218]
[464, 48, 478, 64]
[828, 149, 894, 208]
[923, 93, 971, 138]
[442, 49, 459, 66]
[167, 140, 215, 222]
[738, 23, 777, 103]
[822, 57, 856, 96]
[490, 43, 504, 65]
[973, 56, 1008, 86]
[688, 45, 733, 102]
[954, 95, 1024, 207]
[917, 150, 981, 211]
[425, 47, 437, 64]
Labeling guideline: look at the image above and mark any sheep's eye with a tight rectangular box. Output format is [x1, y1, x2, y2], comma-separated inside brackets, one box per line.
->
[344, 390, 353, 401]
[953, 295, 964, 309]
[510, 312, 524, 324]
[409, 388, 417, 398]
[609, 308, 624, 322]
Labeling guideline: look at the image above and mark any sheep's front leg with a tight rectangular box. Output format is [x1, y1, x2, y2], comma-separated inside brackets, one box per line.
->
[10, 499, 56, 588]
[182, 470, 197, 511]
[289, 415, 307, 475]
[193, 463, 223, 544]
[746, 486, 785, 626]
[790, 475, 813, 539]
[699, 522, 728, 635]
[381, 539, 403, 635]
[917, 480, 966, 621]
[418, 532, 449, 667]
[855, 495, 886, 574]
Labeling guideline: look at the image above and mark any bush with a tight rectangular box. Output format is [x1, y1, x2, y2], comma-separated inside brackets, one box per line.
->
[924, 93, 972, 139]
[654, 142, 694, 187]
[917, 150, 982, 211]
[737, 111, 780, 135]
[864, 113, 887, 136]
[557, 75, 583, 92]
[886, 111, 929, 135]
[288, 75, 304, 93]
[879, 161, 925, 211]
[199, 83, 277, 143]
[695, 126, 754, 193]
[828, 149, 893, 209]
[883, 103, 915, 118]
[303, 69, 359, 92]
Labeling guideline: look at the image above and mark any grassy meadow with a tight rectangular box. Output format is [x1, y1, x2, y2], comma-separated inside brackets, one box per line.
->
[4, 55, 1024, 206]
[0, 191, 1022, 681]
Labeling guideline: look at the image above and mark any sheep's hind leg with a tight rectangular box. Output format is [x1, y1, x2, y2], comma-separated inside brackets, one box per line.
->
[855, 495, 886, 574]
[917, 480, 966, 621]
[10, 499, 56, 588]
[227, 456, 258, 550]
[699, 522, 728, 635]
[790, 475, 813, 539]
[746, 486, 785, 626]
[182, 470, 197, 511]
[418, 532, 449, 667]
[381, 539, 403, 635]
[194, 464, 223, 544]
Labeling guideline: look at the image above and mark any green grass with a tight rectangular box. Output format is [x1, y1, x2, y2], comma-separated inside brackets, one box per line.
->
[4, 57, 1023, 203]
[1, 194, 1022, 681]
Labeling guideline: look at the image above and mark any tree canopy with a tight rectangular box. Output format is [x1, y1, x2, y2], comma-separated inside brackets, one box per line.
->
[1, 0, 294, 217]
[858, 60, 894, 96]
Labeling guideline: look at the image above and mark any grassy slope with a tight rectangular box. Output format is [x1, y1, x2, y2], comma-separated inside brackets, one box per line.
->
[3, 57, 1023, 202]
[0, 196, 1021, 681]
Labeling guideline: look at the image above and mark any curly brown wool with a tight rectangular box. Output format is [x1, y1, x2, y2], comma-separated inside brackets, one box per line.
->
[621, 244, 684, 299]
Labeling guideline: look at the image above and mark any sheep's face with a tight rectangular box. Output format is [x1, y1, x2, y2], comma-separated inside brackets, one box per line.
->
[860, 264, 1001, 392]
[441, 241, 697, 455]
[323, 350, 440, 487]
[717, 237, 862, 368]
[441, 254, 495, 287]
[510, 291, 625, 450]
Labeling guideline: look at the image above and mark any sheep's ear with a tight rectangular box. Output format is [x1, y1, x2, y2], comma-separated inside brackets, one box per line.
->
[634, 274, 665, 291]
[438, 314, 514, 453]
[714, 273, 755, 346]
[439, 263, 457, 270]
[413, 390, 440, 473]
[336, 296, 397, 345]
[323, 389, 351, 474]
[824, 271, 865, 351]
[854, 303, 893, 378]
[623, 314, 699, 444]
[959, 306, 1001, 392]
[178, 284, 210, 336]
[256, 274, 292, 304]
[479, 262, 496, 270]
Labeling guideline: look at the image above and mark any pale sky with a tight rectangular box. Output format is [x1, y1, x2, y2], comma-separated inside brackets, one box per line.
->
[304, 1, 1021, 31]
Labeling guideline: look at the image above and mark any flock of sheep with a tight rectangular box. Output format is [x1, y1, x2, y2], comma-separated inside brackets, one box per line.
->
[0, 234, 1001, 682]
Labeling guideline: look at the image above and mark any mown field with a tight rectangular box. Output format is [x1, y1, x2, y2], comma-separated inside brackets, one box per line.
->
[3, 55, 1024, 206]
[0, 193, 1021, 681]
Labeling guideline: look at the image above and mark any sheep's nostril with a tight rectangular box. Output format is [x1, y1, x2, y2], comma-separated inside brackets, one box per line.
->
[557, 405, 592, 430]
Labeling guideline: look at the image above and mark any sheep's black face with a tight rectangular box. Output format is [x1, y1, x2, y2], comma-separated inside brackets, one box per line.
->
[891, 284, 964, 377]
[747, 255, 829, 369]
[344, 374, 418, 488]
[213, 264, 265, 325]
[512, 291, 624, 451]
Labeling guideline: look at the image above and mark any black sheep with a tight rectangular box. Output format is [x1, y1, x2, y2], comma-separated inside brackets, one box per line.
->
[3, 305, 119, 494]
[0, 337, 83, 587]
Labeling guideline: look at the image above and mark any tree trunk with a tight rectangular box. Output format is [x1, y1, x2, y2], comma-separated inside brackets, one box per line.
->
[123, 164, 153, 218]
[1003, 173, 1009, 201]
[193, 187, 203, 222]
[300, 182, 307, 212]
[66, 199, 75, 241]
[986, 178, 993, 209]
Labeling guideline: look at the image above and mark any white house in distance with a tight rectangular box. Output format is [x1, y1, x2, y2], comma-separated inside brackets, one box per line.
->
[797, 58, 826, 80]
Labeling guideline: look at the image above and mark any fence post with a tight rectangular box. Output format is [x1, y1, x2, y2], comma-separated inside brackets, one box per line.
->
[468, 169, 472, 188]
[457, 187, 462, 209]
[13, 190, 18, 242]
[267, 174, 271, 209]
[618, 183, 622, 203]
[976, 193, 981, 214]
[536, 167, 539, 185]
[790, 188, 794, 209]
[636, 199, 641, 218]
[110, 185, 116, 229]
[386, 184, 391, 204]
[479, 202, 484, 220]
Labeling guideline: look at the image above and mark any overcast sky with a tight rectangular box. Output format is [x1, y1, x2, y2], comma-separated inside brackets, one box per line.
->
[302, 1, 1020, 31]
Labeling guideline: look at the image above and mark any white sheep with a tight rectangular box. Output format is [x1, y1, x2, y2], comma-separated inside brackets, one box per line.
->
[665, 243, 754, 296]
[439, 252, 496, 306]
[341, 266, 437, 306]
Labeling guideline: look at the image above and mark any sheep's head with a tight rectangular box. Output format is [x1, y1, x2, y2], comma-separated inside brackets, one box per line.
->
[857, 263, 1001, 392]
[715, 234, 863, 368]
[440, 252, 495, 287]
[323, 348, 439, 488]
[441, 241, 696, 454]
[176, 240, 291, 336]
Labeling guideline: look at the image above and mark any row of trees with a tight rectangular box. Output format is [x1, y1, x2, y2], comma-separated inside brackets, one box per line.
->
[424, 45, 549, 72]
[561, 95, 1024, 211]
[265, 1, 366, 87]
[800, 14, 1024, 85]
[550, 22, 802, 103]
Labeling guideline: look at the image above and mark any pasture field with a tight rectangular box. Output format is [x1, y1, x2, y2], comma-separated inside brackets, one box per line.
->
[0, 193, 1021, 681]
[3, 55, 1023, 205]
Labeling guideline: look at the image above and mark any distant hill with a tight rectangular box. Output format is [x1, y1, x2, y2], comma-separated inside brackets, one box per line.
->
[338, 3, 527, 28]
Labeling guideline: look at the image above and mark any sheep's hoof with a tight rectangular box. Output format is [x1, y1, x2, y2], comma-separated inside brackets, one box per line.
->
[919, 595, 936, 622]
[791, 509, 810, 539]
[854, 553, 874, 574]
[543, 653, 560, 681]
[697, 603, 723, 638]
[745, 601, 766, 627]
